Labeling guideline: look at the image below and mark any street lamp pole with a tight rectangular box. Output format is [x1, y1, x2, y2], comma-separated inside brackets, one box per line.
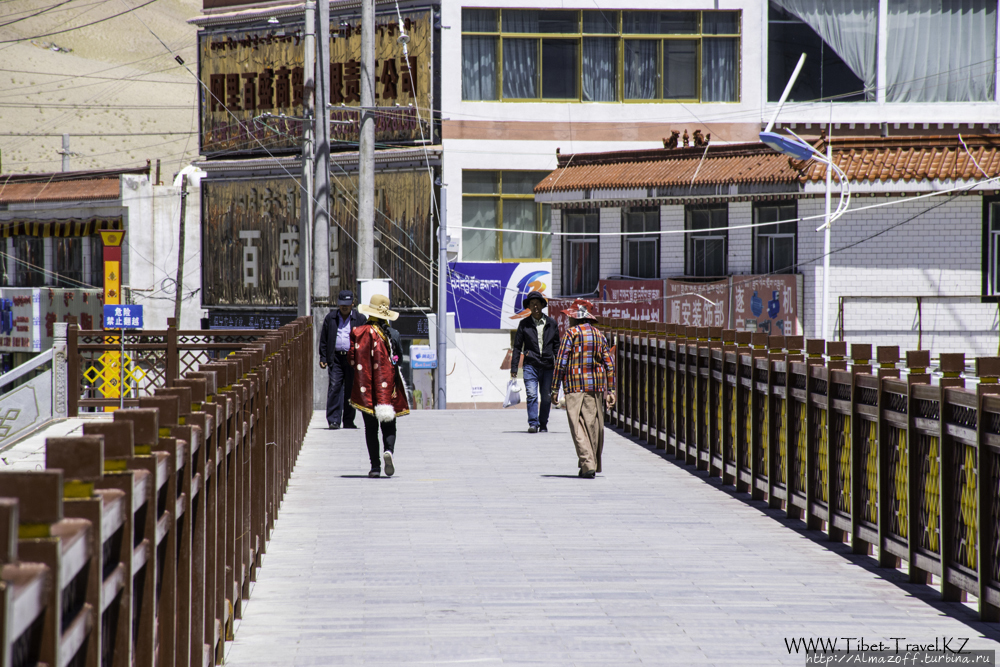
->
[822, 131, 832, 340]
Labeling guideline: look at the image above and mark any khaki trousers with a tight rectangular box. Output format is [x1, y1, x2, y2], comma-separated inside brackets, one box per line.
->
[565, 392, 604, 474]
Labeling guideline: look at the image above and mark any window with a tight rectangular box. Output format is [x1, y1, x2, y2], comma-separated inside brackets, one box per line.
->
[90, 236, 104, 290]
[986, 200, 1000, 296]
[622, 207, 660, 278]
[462, 9, 740, 102]
[886, 0, 996, 102]
[767, 2, 874, 103]
[462, 171, 551, 261]
[768, 0, 997, 104]
[563, 209, 599, 295]
[685, 205, 727, 277]
[13, 237, 44, 287]
[55, 238, 83, 288]
[753, 202, 797, 274]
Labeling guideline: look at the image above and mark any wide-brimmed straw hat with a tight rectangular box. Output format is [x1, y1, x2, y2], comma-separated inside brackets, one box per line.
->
[358, 294, 399, 321]
[568, 298, 599, 322]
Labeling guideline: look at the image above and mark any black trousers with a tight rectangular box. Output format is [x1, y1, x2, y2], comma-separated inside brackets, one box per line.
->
[326, 352, 356, 427]
[362, 411, 396, 470]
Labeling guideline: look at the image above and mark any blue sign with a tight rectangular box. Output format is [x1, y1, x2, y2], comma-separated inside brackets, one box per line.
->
[447, 262, 551, 330]
[410, 345, 437, 369]
[103, 304, 144, 330]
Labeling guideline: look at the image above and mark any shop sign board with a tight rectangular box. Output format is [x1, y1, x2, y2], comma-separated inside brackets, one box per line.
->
[0, 288, 104, 353]
[202, 169, 434, 309]
[548, 279, 664, 335]
[446, 262, 551, 330]
[410, 344, 437, 369]
[198, 7, 435, 156]
[665, 275, 801, 335]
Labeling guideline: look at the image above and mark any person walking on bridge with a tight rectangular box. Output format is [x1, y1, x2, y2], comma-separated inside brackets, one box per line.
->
[319, 290, 367, 429]
[350, 294, 410, 478]
[510, 290, 560, 433]
[550, 299, 616, 478]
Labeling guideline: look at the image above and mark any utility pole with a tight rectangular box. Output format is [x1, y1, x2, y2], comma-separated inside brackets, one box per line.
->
[173, 175, 188, 324]
[357, 0, 375, 281]
[59, 133, 70, 171]
[312, 0, 331, 410]
[314, 0, 331, 306]
[299, 1, 315, 318]
[436, 187, 448, 409]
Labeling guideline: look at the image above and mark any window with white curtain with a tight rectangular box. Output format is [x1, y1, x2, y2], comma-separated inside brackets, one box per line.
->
[767, 1, 875, 102]
[768, 0, 998, 103]
[462, 171, 552, 262]
[886, 0, 996, 102]
[462, 9, 741, 102]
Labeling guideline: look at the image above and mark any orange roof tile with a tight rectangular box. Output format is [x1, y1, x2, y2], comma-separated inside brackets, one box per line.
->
[0, 178, 121, 204]
[536, 135, 1000, 194]
[536, 143, 799, 194]
[800, 135, 1000, 182]
[0, 166, 149, 204]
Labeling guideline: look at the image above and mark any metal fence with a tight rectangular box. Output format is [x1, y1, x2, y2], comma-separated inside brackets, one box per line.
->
[606, 321, 1000, 623]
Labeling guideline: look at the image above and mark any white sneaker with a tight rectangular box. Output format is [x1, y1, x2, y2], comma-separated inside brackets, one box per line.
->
[383, 450, 394, 477]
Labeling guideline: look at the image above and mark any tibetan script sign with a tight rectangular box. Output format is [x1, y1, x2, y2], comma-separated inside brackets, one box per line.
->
[198, 8, 435, 156]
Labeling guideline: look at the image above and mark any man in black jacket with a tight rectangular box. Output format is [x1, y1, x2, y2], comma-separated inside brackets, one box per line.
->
[319, 290, 367, 429]
[510, 290, 560, 433]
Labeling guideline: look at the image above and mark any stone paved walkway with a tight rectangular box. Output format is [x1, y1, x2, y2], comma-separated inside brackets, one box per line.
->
[219, 410, 998, 665]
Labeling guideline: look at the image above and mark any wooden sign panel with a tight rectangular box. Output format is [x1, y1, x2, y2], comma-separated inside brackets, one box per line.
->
[198, 8, 436, 156]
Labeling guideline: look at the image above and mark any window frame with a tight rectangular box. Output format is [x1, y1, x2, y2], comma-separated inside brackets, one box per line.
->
[752, 200, 798, 275]
[685, 204, 728, 277]
[984, 197, 1000, 297]
[621, 206, 660, 279]
[461, 8, 741, 103]
[562, 207, 600, 296]
[461, 170, 552, 262]
[13, 236, 44, 287]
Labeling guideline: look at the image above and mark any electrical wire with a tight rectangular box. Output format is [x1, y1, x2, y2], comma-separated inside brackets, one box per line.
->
[0, 0, 159, 44]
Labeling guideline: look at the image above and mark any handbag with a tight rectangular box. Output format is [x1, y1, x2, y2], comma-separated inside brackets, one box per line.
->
[503, 379, 521, 408]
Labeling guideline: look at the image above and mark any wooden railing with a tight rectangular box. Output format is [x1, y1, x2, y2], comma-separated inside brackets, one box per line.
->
[1, 317, 313, 667]
[606, 321, 1000, 623]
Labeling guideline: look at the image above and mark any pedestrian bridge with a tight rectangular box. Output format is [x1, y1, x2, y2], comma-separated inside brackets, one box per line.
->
[3, 319, 1000, 666]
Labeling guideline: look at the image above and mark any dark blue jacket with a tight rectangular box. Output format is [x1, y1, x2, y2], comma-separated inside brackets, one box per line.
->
[319, 309, 367, 364]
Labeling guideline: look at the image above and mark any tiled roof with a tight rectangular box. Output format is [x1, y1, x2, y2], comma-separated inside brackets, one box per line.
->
[536, 143, 799, 194]
[800, 135, 1000, 182]
[0, 178, 121, 204]
[0, 166, 149, 204]
[536, 135, 1000, 194]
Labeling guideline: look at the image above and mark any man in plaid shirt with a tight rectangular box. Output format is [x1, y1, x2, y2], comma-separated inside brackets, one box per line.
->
[551, 299, 616, 478]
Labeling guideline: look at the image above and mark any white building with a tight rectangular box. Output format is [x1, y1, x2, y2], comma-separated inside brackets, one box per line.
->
[0, 166, 206, 339]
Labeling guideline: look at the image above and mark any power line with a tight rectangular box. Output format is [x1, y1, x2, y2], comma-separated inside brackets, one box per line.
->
[0, 0, 160, 44]
[0, 0, 77, 30]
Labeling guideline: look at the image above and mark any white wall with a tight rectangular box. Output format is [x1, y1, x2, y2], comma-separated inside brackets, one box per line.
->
[123, 171, 206, 331]
[559, 193, 997, 357]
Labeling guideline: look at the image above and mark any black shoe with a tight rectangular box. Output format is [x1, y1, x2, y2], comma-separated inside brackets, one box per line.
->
[538, 425, 548, 432]
[528, 426, 538, 434]
[343, 423, 358, 429]
[581, 470, 596, 479]
[368, 469, 380, 478]
[329, 423, 341, 430]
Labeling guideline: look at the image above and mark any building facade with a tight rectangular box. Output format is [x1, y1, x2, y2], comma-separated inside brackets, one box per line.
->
[194, 0, 1000, 402]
